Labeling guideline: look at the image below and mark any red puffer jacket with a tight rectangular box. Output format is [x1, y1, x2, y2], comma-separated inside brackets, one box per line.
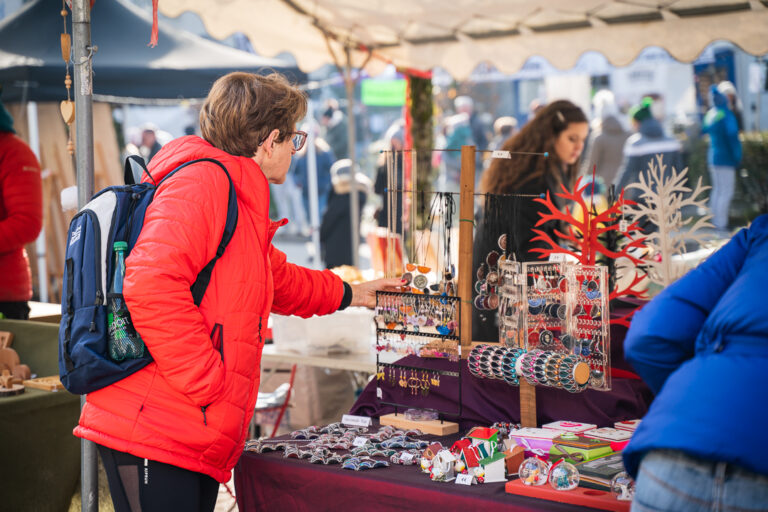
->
[0, 132, 43, 301]
[74, 136, 344, 482]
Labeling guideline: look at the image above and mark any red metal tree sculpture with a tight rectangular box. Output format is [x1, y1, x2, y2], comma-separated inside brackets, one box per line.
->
[529, 177, 648, 326]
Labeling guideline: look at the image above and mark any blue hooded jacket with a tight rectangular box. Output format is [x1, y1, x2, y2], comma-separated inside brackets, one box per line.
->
[623, 214, 768, 478]
[703, 85, 742, 167]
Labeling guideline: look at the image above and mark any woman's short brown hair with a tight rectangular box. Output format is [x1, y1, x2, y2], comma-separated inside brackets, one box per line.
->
[199, 72, 307, 157]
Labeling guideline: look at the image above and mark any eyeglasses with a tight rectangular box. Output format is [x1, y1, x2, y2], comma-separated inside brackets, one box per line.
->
[258, 130, 308, 152]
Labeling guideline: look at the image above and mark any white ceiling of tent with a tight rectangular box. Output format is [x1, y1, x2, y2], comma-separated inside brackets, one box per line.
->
[158, 0, 768, 77]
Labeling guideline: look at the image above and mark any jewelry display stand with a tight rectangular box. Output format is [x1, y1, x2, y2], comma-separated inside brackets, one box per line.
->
[373, 147, 473, 436]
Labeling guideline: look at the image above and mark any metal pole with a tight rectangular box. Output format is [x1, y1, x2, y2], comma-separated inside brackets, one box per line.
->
[344, 47, 360, 268]
[26, 101, 48, 303]
[72, 1, 98, 510]
[305, 100, 322, 268]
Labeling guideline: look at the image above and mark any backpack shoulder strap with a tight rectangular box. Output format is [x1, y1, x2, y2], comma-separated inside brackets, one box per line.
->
[124, 155, 157, 185]
[158, 158, 239, 306]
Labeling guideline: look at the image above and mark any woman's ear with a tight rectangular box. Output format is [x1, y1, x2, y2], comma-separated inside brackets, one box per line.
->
[261, 129, 280, 157]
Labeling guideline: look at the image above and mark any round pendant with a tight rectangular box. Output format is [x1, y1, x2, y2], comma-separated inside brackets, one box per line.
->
[573, 361, 591, 386]
[413, 274, 428, 289]
[497, 234, 507, 251]
[486, 250, 500, 267]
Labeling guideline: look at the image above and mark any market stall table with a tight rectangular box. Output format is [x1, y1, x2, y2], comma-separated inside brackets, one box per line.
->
[235, 432, 619, 512]
[260, 344, 376, 374]
[0, 319, 81, 512]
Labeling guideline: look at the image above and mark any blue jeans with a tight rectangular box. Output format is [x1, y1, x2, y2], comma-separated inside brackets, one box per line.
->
[633, 450, 768, 511]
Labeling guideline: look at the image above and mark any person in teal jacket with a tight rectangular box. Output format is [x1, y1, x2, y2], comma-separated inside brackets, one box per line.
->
[623, 214, 768, 511]
[702, 84, 742, 233]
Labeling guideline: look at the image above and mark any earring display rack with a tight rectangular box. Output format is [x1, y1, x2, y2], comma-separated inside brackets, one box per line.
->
[511, 261, 611, 393]
[522, 262, 570, 353]
[565, 264, 611, 392]
[374, 290, 461, 435]
[498, 259, 524, 348]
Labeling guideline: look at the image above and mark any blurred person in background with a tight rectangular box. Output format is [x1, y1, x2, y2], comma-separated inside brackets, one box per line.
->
[320, 159, 372, 268]
[0, 96, 43, 319]
[320, 99, 348, 160]
[581, 89, 629, 186]
[716, 80, 744, 132]
[703, 84, 742, 234]
[291, 123, 335, 220]
[140, 123, 163, 162]
[474, 100, 588, 340]
[487, 116, 518, 155]
[614, 97, 683, 205]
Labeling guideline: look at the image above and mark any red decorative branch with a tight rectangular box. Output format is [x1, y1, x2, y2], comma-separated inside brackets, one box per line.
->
[527, 177, 650, 324]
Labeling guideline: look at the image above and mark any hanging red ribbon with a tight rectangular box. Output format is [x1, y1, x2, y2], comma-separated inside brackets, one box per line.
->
[149, 0, 159, 47]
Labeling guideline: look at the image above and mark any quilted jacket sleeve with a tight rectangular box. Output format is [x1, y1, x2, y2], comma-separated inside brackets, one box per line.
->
[0, 135, 42, 252]
[624, 224, 751, 394]
[269, 244, 344, 317]
[123, 163, 229, 407]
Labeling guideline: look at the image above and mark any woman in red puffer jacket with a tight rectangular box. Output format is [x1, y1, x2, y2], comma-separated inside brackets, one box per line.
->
[74, 72, 401, 512]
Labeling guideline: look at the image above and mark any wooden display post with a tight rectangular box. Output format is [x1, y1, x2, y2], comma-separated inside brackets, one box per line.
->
[456, 146, 537, 428]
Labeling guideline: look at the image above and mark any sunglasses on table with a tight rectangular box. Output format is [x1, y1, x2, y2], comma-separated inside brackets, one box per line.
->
[258, 130, 307, 152]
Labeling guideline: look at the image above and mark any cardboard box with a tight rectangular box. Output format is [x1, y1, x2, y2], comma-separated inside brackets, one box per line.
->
[542, 420, 597, 434]
[509, 427, 564, 458]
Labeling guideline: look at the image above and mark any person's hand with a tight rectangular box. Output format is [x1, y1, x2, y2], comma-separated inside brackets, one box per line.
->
[349, 278, 404, 309]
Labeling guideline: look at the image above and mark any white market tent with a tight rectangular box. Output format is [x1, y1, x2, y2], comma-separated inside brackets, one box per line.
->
[158, 0, 768, 270]
[158, 0, 768, 78]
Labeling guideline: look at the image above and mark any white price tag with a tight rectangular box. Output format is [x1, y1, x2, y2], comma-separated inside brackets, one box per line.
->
[376, 387, 383, 399]
[352, 436, 368, 447]
[400, 452, 414, 463]
[455, 473, 474, 485]
[548, 253, 567, 262]
[491, 150, 511, 159]
[342, 414, 372, 428]
[619, 220, 629, 232]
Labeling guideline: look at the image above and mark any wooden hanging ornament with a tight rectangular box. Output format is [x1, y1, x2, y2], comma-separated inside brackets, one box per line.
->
[61, 3, 75, 154]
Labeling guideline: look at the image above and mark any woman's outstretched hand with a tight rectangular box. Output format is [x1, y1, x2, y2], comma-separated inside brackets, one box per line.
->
[349, 278, 405, 309]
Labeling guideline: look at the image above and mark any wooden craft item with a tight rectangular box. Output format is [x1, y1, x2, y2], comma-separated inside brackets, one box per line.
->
[505, 478, 629, 512]
[0, 369, 24, 396]
[379, 412, 459, 436]
[0, 344, 21, 372]
[12, 364, 31, 382]
[59, 100, 75, 124]
[23, 376, 65, 392]
[0, 330, 13, 348]
[60, 33, 71, 62]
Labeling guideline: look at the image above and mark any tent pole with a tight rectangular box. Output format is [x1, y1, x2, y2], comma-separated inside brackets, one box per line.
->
[72, 0, 98, 511]
[26, 101, 48, 303]
[306, 99, 322, 268]
[344, 46, 360, 268]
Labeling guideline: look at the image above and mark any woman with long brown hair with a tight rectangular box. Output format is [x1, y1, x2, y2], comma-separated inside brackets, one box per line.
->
[473, 100, 588, 341]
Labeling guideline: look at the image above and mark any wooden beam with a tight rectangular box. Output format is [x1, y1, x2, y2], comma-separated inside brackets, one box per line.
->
[458, 146, 475, 357]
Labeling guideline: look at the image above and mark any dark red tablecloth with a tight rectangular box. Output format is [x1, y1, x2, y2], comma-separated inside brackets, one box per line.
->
[350, 316, 653, 430]
[235, 440, 612, 512]
[235, 305, 652, 511]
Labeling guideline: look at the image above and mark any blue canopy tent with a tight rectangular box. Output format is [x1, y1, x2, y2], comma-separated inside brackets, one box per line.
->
[0, 0, 305, 102]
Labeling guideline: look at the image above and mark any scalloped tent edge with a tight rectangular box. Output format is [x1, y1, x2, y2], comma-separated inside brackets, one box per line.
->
[157, 0, 768, 78]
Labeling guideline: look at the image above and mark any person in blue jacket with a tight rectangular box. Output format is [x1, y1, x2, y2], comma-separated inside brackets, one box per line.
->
[703, 84, 742, 234]
[614, 97, 683, 208]
[623, 214, 768, 510]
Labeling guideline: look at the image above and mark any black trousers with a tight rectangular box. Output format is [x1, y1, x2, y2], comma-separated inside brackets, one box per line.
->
[97, 444, 219, 512]
[0, 301, 30, 320]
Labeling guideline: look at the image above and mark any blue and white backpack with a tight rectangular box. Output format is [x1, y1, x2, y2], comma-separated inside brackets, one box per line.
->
[58, 156, 238, 394]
